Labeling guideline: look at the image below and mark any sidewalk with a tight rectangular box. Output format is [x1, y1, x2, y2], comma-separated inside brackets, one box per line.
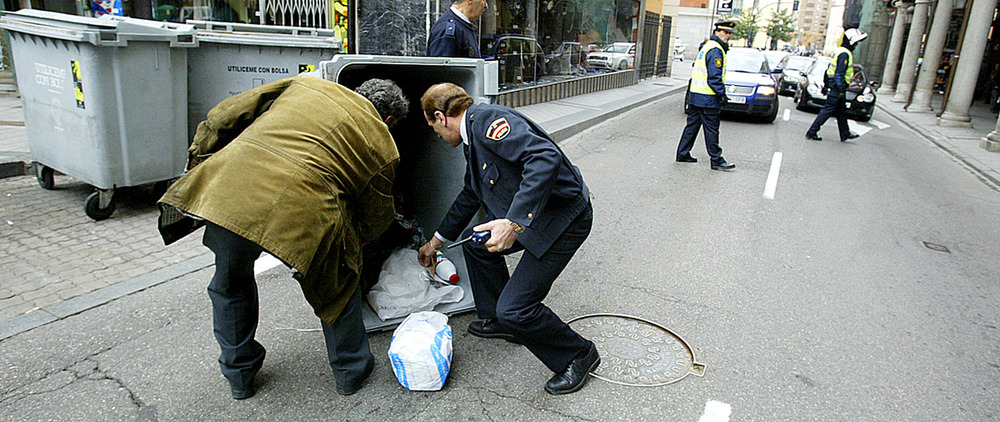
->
[0, 75, 687, 340]
[875, 94, 1000, 190]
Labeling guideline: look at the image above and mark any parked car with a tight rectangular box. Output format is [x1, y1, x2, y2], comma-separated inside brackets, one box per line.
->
[482, 35, 547, 85]
[546, 41, 586, 75]
[684, 47, 780, 123]
[674, 37, 687, 61]
[774, 55, 815, 96]
[794, 58, 877, 121]
[587, 42, 635, 70]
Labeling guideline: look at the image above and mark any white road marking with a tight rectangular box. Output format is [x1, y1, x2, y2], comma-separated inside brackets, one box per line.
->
[764, 151, 783, 200]
[869, 119, 890, 130]
[783, 109, 791, 121]
[698, 400, 733, 422]
[853, 124, 873, 137]
[254, 253, 283, 275]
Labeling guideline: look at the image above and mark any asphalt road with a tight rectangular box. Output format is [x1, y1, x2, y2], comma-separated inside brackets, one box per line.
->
[1, 91, 998, 421]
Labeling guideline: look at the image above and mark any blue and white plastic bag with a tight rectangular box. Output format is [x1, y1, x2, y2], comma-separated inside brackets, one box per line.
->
[388, 311, 452, 391]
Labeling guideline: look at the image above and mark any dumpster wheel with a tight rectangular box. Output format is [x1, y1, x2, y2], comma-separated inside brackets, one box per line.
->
[85, 189, 116, 221]
[36, 165, 55, 190]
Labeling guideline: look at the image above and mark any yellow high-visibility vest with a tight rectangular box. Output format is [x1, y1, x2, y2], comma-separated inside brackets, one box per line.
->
[826, 46, 854, 84]
[691, 40, 726, 95]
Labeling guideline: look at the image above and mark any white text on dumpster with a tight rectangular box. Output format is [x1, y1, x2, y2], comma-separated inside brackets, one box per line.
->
[34, 63, 66, 90]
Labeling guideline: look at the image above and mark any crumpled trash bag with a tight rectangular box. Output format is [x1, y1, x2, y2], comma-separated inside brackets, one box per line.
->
[366, 248, 463, 321]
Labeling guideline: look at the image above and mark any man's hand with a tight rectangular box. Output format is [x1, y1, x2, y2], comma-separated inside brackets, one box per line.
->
[716, 93, 729, 106]
[418, 237, 444, 267]
[473, 219, 520, 253]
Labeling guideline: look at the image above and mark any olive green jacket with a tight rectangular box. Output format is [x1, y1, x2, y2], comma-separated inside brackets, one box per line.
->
[158, 75, 398, 324]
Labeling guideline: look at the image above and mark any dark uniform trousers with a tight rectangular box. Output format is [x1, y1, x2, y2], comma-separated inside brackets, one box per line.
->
[677, 105, 724, 165]
[202, 222, 372, 390]
[461, 204, 594, 374]
[807, 92, 850, 139]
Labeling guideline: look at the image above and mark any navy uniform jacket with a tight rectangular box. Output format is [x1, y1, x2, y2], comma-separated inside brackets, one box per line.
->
[828, 46, 852, 93]
[436, 103, 590, 258]
[427, 8, 481, 58]
[690, 34, 729, 109]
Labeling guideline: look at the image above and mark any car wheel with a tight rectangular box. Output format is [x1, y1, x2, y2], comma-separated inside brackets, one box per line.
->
[763, 99, 779, 123]
[618, 60, 628, 70]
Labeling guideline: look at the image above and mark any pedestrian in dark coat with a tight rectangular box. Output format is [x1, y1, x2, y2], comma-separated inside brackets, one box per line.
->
[417, 82, 599, 395]
[157, 75, 409, 400]
[427, 0, 486, 57]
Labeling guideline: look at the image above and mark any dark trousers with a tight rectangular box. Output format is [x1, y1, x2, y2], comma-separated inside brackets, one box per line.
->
[807, 92, 850, 139]
[461, 205, 593, 373]
[202, 222, 371, 390]
[677, 105, 724, 165]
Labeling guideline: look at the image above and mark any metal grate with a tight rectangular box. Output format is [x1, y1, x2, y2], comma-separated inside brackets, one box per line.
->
[260, 0, 329, 28]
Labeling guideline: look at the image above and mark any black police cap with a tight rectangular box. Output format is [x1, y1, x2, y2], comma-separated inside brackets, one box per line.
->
[714, 21, 735, 32]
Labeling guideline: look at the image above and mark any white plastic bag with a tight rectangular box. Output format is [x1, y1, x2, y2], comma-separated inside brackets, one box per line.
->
[367, 248, 463, 321]
[388, 311, 453, 391]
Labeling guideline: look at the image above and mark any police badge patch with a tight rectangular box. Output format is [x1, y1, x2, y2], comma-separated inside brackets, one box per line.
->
[486, 117, 510, 140]
[715, 58, 723, 68]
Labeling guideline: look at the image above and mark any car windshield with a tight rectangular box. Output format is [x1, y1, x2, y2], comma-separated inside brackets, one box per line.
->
[726, 51, 769, 74]
[785, 56, 813, 71]
[808, 57, 831, 77]
[606, 44, 632, 53]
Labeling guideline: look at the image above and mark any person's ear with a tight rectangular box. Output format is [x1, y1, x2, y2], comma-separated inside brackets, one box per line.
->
[434, 110, 447, 126]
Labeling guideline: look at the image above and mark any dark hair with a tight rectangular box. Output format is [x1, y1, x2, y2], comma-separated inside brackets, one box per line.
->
[420, 83, 474, 123]
[355, 79, 409, 129]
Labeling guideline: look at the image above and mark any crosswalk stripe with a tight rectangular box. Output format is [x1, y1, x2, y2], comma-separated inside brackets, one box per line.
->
[869, 119, 890, 130]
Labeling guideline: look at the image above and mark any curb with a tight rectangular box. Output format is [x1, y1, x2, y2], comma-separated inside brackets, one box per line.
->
[0, 253, 214, 341]
[875, 103, 1000, 191]
[547, 81, 687, 143]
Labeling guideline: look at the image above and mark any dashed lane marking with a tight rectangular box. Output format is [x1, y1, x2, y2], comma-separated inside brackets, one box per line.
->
[764, 152, 783, 200]
[698, 400, 733, 422]
[783, 109, 791, 121]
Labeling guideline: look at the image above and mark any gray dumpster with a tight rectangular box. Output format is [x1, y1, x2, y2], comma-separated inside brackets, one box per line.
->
[186, 20, 340, 141]
[318, 55, 498, 331]
[0, 10, 195, 220]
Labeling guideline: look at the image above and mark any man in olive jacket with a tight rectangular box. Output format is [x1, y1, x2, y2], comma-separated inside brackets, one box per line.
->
[157, 75, 409, 400]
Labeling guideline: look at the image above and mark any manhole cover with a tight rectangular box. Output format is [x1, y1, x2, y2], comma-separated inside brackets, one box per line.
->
[567, 314, 705, 387]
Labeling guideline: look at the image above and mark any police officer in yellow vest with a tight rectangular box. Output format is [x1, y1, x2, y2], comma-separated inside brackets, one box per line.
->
[677, 20, 736, 170]
[806, 28, 868, 141]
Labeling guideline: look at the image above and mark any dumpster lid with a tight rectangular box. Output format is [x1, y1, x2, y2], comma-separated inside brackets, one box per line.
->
[0, 10, 196, 47]
[320, 55, 491, 99]
[187, 20, 340, 48]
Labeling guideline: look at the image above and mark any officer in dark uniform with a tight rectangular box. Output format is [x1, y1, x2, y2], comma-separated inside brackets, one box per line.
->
[676, 20, 736, 171]
[806, 28, 868, 141]
[427, 0, 487, 57]
[418, 82, 599, 395]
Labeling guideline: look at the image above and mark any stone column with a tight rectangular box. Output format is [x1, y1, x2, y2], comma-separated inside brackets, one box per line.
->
[983, 114, 1000, 152]
[908, 0, 952, 112]
[939, 0, 1000, 127]
[878, 1, 908, 96]
[892, 0, 930, 103]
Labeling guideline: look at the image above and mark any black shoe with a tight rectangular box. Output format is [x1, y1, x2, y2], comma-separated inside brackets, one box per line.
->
[806, 133, 822, 141]
[842, 132, 859, 141]
[676, 154, 698, 163]
[711, 161, 736, 171]
[336, 356, 375, 396]
[230, 383, 255, 400]
[544, 343, 601, 395]
[468, 319, 519, 344]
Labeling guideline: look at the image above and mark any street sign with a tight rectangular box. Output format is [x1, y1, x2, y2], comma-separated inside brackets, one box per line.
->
[717, 0, 733, 14]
